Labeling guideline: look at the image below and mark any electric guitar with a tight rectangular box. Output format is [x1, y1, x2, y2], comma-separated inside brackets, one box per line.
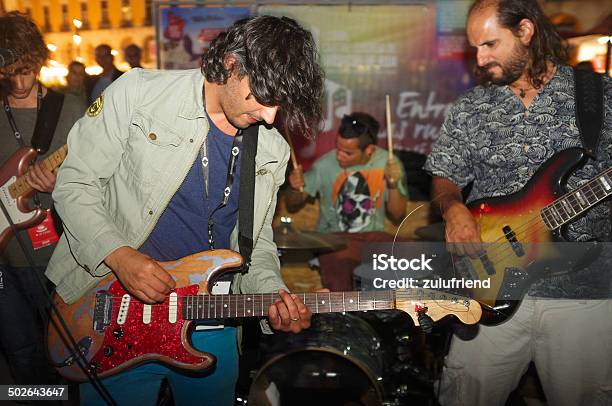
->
[0, 144, 68, 252]
[452, 147, 611, 325]
[47, 249, 482, 382]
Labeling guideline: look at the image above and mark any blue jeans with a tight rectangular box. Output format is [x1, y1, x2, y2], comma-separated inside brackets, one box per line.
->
[80, 327, 239, 406]
[0, 264, 57, 384]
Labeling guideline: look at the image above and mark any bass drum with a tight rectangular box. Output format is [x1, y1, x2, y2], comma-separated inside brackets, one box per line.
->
[248, 313, 384, 406]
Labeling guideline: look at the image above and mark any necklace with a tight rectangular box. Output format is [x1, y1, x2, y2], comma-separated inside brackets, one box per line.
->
[510, 84, 531, 98]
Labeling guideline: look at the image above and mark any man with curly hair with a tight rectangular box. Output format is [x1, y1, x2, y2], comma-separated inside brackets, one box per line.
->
[46, 15, 325, 405]
[0, 12, 85, 385]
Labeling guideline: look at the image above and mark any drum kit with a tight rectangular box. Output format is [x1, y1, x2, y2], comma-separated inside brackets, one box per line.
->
[247, 221, 450, 405]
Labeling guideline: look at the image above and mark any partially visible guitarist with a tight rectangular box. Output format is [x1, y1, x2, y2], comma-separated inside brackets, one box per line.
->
[424, 1, 612, 405]
[0, 13, 85, 386]
[46, 16, 324, 405]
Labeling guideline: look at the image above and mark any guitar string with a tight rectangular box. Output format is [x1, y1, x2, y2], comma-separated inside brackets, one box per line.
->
[103, 292, 473, 312]
[99, 297, 474, 322]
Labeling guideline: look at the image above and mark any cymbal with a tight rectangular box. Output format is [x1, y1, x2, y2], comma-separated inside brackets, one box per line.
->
[273, 222, 346, 252]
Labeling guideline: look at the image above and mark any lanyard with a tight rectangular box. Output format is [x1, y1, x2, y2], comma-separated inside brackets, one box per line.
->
[203, 131, 242, 249]
[2, 83, 43, 148]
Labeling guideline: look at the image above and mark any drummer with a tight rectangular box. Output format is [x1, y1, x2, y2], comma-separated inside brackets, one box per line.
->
[286, 112, 408, 290]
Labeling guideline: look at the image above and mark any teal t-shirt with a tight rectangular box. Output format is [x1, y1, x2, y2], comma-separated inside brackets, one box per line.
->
[304, 146, 407, 233]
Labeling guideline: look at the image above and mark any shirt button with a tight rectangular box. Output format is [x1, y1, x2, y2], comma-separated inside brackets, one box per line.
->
[148, 210, 153, 215]
[148, 133, 157, 141]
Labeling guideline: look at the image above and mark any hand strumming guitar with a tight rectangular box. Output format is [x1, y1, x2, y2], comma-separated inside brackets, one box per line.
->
[104, 246, 176, 304]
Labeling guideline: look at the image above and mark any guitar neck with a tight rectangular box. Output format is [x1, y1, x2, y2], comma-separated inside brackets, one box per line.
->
[8, 144, 68, 199]
[182, 290, 397, 320]
[541, 167, 612, 230]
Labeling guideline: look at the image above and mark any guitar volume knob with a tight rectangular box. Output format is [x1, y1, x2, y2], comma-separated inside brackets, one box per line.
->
[112, 328, 124, 339]
[103, 346, 114, 357]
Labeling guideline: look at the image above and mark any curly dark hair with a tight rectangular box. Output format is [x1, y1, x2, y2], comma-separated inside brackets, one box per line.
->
[0, 12, 49, 75]
[202, 15, 324, 140]
[470, 0, 568, 89]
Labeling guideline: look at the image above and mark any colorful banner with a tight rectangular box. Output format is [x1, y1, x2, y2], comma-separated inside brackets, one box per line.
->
[158, 6, 251, 70]
[260, 4, 475, 169]
[156, 3, 475, 169]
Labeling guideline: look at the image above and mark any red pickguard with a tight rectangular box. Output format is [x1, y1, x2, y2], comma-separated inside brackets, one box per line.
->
[89, 282, 208, 375]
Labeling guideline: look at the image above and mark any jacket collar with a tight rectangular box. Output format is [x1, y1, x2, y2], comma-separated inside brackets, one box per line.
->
[178, 69, 207, 120]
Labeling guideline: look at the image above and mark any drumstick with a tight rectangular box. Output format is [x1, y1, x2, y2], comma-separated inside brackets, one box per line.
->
[284, 127, 304, 192]
[385, 94, 393, 160]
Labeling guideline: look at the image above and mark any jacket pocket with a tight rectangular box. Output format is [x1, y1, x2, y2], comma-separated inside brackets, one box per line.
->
[131, 111, 183, 147]
[123, 112, 184, 183]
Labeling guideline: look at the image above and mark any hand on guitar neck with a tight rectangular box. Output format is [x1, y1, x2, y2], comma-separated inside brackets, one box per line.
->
[432, 176, 483, 258]
[25, 161, 57, 193]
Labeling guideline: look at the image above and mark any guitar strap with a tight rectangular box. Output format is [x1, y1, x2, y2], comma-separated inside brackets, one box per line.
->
[238, 124, 259, 273]
[573, 68, 610, 241]
[31, 88, 65, 155]
[573, 68, 604, 159]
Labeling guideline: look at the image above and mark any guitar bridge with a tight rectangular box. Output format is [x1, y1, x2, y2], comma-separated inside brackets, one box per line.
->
[93, 291, 113, 332]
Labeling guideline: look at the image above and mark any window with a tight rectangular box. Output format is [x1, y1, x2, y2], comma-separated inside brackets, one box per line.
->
[80, 2, 90, 29]
[60, 4, 70, 32]
[121, 0, 132, 27]
[144, 0, 152, 26]
[100, 0, 110, 28]
[43, 6, 51, 32]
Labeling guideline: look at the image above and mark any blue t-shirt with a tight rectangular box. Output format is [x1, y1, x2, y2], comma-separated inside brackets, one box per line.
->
[140, 118, 241, 262]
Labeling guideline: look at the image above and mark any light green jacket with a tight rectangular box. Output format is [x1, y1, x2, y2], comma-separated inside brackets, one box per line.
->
[46, 68, 289, 304]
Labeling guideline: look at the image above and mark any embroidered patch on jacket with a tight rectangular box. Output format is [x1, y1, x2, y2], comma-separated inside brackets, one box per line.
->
[87, 95, 104, 117]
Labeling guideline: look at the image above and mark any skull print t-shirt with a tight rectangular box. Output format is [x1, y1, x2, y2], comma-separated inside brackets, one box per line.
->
[304, 146, 408, 233]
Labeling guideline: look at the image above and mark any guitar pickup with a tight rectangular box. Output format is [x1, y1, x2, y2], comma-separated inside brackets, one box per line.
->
[93, 291, 113, 332]
[502, 225, 525, 257]
[480, 253, 496, 275]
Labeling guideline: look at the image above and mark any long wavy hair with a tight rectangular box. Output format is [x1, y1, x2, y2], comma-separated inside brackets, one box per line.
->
[470, 0, 568, 89]
[202, 15, 324, 140]
[0, 12, 49, 75]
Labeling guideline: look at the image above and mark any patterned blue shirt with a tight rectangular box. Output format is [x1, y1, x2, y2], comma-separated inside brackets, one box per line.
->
[425, 65, 612, 297]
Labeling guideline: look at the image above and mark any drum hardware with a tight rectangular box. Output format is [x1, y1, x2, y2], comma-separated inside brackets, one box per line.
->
[274, 217, 346, 253]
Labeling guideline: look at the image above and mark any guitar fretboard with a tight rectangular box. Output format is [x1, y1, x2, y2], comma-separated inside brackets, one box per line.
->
[181, 290, 396, 320]
[541, 168, 612, 230]
[8, 145, 68, 199]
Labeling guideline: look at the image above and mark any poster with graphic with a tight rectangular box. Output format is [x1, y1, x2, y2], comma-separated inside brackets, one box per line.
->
[158, 6, 251, 70]
[155, 3, 474, 169]
[259, 4, 475, 169]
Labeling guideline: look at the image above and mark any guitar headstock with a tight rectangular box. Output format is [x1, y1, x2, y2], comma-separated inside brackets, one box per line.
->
[395, 288, 482, 326]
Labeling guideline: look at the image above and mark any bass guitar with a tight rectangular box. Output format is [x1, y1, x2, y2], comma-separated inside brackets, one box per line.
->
[452, 147, 611, 324]
[0, 144, 68, 252]
[47, 249, 482, 382]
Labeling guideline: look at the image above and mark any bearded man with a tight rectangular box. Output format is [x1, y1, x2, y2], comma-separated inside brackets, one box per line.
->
[424, 1, 612, 405]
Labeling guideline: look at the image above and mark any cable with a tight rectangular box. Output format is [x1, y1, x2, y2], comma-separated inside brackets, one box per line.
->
[0, 197, 116, 405]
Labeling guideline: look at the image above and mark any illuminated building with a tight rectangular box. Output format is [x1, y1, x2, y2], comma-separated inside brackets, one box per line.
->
[2, 0, 155, 83]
